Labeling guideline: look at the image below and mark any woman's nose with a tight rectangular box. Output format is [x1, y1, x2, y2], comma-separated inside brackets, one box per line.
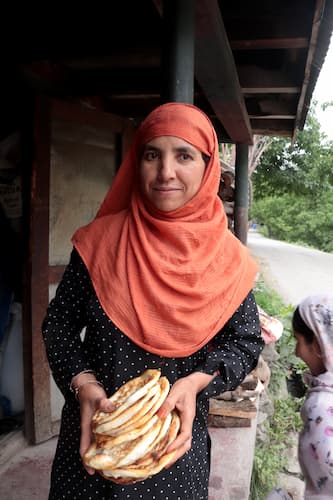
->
[158, 156, 175, 180]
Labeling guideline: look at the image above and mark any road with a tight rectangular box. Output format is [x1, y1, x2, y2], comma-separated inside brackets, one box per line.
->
[248, 230, 333, 306]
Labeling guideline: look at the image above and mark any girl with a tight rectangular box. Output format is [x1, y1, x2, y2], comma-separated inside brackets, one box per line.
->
[293, 292, 333, 499]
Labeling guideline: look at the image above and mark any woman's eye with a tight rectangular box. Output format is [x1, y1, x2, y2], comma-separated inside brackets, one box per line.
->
[179, 153, 191, 161]
[144, 151, 158, 161]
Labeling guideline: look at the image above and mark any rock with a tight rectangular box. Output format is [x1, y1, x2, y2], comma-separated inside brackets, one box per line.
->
[276, 473, 305, 500]
[262, 344, 280, 363]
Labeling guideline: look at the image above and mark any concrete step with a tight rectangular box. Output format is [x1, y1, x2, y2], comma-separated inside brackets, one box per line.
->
[208, 411, 258, 499]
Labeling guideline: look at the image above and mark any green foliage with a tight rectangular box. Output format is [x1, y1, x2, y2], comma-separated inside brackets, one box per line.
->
[252, 278, 287, 316]
[250, 279, 305, 499]
[251, 103, 333, 253]
[253, 106, 333, 199]
[250, 189, 333, 253]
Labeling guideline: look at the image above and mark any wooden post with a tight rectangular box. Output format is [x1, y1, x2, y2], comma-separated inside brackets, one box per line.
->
[234, 144, 249, 245]
[24, 96, 53, 443]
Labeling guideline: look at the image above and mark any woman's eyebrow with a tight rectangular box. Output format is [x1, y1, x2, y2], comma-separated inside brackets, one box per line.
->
[143, 144, 198, 155]
[143, 144, 160, 152]
[174, 146, 195, 154]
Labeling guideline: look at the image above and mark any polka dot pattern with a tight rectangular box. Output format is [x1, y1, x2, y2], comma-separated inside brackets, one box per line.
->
[42, 249, 263, 499]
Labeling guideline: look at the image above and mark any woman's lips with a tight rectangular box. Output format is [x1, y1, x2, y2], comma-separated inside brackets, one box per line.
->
[153, 187, 182, 193]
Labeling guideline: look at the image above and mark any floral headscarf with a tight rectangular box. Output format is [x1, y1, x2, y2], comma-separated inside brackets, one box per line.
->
[299, 292, 333, 371]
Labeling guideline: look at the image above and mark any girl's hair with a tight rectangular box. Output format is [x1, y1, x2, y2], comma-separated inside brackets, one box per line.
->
[292, 306, 315, 343]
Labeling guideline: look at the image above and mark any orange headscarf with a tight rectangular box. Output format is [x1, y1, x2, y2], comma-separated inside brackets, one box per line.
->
[72, 103, 258, 357]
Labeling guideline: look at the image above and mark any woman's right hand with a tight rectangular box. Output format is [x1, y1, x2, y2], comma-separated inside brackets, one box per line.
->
[75, 378, 115, 474]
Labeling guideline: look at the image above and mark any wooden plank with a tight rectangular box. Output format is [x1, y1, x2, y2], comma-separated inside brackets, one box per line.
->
[194, 0, 252, 144]
[243, 87, 300, 94]
[238, 66, 301, 94]
[230, 37, 308, 50]
[294, 0, 326, 138]
[208, 414, 252, 428]
[249, 114, 296, 119]
[209, 399, 257, 419]
[28, 96, 53, 443]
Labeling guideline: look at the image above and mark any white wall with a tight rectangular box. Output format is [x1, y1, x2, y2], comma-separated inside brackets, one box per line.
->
[49, 118, 117, 420]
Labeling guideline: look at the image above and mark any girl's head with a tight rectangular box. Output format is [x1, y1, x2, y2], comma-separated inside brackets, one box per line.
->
[292, 306, 325, 375]
[293, 293, 333, 375]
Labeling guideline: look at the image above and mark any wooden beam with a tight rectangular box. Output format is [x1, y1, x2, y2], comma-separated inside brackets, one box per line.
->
[243, 87, 300, 94]
[195, 0, 252, 144]
[294, 0, 326, 138]
[238, 66, 301, 94]
[230, 37, 308, 50]
[249, 114, 296, 119]
[60, 50, 161, 70]
[251, 120, 294, 136]
[107, 92, 160, 100]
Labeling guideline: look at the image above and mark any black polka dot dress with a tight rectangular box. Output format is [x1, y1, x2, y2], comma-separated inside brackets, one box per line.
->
[42, 249, 263, 500]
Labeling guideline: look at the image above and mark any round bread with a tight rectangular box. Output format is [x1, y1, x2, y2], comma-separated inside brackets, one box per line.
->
[96, 415, 159, 448]
[85, 417, 165, 470]
[92, 369, 161, 428]
[94, 376, 169, 436]
[83, 369, 180, 483]
[100, 449, 177, 481]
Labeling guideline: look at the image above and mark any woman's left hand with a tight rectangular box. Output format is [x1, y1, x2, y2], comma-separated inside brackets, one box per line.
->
[157, 371, 216, 466]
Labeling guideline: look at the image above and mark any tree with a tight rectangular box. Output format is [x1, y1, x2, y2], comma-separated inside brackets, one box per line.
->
[250, 103, 333, 252]
[252, 105, 333, 199]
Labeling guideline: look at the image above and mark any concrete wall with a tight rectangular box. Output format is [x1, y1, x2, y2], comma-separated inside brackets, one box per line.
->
[49, 118, 117, 420]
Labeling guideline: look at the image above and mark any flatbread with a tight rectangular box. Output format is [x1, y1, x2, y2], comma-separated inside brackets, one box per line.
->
[96, 415, 159, 448]
[101, 450, 177, 481]
[85, 417, 164, 470]
[83, 370, 181, 483]
[93, 369, 161, 427]
[133, 411, 180, 467]
[93, 383, 160, 433]
[94, 376, 169, 436]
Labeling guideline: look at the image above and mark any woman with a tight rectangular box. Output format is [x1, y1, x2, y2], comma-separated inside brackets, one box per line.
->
[42, 102, 263, 500]
[293, 292, 333, 499]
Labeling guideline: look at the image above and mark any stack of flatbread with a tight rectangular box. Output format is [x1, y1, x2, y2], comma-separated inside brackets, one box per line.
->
[84, 369, 180, 484]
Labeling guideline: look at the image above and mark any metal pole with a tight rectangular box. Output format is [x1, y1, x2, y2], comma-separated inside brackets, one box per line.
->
[234, 144, 249, 245]
[161, 0, 195, 103]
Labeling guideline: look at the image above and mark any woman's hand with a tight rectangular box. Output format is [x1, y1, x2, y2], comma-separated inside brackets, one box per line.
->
[73, 375, 115, 474]
[157, 371, 216, 467]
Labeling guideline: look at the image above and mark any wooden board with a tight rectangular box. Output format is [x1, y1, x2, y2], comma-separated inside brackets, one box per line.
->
[208, 414, 251, 428]
[209, 398, 257, 419]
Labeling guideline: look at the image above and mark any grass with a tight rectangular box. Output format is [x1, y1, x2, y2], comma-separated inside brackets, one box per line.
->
[250, 277, 305, 500]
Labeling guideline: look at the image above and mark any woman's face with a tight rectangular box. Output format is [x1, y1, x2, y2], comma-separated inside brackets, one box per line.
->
[140, 136, 206, 212]
[294, 331, 325, 375]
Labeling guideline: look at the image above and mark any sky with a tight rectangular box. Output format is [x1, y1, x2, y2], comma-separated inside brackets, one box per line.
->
[312, 34, 333, 140]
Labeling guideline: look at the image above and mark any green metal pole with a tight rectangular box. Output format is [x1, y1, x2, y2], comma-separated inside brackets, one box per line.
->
[234, 144, 249, 245]
[161, 0, 195, 103]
